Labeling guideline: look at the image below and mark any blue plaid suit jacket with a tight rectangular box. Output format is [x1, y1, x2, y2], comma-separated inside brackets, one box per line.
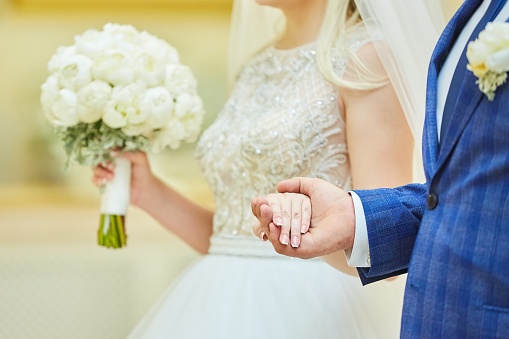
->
[353, 1, 509, 337]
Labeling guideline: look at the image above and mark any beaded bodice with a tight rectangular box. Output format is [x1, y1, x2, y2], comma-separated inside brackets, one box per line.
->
[195, 30, 370, 241]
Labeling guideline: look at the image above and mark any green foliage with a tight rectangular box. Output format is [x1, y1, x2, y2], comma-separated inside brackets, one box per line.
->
[55, 121, 149, 169]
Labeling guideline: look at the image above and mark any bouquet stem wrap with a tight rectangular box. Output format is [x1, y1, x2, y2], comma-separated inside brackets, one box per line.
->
[98, 158, 131, 248]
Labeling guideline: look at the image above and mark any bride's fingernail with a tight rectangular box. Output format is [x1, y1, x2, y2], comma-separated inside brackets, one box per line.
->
[291, 236, 300, 248]
[280, 234, 289, 245]
[275, 217, 283, 226]
[301, 224, 307, 234]
[259, 231, 267, 241]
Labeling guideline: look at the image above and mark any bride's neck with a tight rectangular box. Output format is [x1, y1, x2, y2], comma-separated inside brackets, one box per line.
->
[275, 2, 326, 50]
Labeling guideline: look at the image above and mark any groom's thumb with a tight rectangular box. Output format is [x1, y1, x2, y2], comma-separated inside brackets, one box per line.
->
[277, 177, 313, 195]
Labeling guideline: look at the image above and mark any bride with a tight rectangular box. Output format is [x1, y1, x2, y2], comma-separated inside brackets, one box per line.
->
[93, 0, 442, 337]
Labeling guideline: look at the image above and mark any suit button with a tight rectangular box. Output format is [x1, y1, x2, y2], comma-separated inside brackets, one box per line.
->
[426, 193, 438, 210]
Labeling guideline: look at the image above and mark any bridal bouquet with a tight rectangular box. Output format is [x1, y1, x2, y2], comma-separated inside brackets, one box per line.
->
[41, 23, 204, 248]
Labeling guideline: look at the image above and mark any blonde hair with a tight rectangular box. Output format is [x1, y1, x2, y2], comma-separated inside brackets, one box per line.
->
[316, 0, 389, 90]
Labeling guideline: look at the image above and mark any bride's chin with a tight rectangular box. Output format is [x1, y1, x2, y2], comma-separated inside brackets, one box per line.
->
[254, 0, 296, 10]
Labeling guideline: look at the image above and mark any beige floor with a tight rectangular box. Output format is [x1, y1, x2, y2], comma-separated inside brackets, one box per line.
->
[0, 187, 201, 339]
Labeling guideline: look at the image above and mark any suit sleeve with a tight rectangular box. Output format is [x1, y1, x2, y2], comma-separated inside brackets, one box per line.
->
[352, 183, 427, 285]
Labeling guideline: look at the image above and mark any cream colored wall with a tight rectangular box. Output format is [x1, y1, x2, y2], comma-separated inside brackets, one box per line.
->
[0, 1, 229, 199]
[442, 0, 464, 19]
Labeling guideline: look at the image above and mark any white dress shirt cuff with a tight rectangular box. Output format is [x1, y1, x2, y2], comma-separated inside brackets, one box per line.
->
[344, 191, 371, 267]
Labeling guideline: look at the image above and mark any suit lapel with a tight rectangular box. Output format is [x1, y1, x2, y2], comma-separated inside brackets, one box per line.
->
[435, 72, 484, 171]
[436, 11, 509, 172]
[423, 0, 482, 178]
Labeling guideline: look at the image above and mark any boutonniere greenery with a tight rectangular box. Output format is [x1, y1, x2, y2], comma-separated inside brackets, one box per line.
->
[466, 22, 509, 101]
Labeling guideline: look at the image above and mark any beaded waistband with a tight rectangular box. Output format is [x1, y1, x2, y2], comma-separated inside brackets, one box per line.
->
[208, 234, 286, 258]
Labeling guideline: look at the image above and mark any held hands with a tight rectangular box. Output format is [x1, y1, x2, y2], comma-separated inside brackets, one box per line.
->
[251, 177, 356, 259]
[256, 193, 312, 248]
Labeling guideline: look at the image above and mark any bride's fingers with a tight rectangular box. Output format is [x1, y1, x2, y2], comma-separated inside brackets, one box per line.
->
[267, 194, 289, 245]
[289, 194, 302, 248]
[252, 221, 268, 241]
[251, 196, 269, 221]
[253, 203, 272, 241]
[91, 167, 114, 186]
[276, 194, 291, 246]
[267, 194, 283, 227]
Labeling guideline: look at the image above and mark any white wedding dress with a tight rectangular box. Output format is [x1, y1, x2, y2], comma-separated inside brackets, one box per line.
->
[128, 28, 404, 339]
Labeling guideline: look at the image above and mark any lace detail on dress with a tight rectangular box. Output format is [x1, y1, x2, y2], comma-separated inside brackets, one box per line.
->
[195, 28, 371, 240]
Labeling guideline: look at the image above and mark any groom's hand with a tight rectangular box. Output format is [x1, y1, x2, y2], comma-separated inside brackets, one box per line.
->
[252, 177, 356, 259]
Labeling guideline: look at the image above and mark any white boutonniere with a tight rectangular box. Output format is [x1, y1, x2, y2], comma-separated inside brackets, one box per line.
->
[466, 22, 509, 101]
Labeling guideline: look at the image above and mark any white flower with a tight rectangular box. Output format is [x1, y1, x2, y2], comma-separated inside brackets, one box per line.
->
[102, 23, 140, 52]
[164, 64, 198, 95]
[48, 46, 77, 73]
[41, 22, 205, 167]
[75, 29, 112, 59]
[150, 120, 187, 152]
[134, 39, 176, 87]
[47, 89, 79, 127]
[174, 92, 195, 118]
[467, 22, 509, 100]
[40, 74, 60, 117]
[56, 54, 93, 91]
[103, 81, 146, 129]
[76, 80, 112, 123]
[92, 49, 135, 86]
[140, 33, 179, 63]
[138, 87, 173, 129]
[486, 48, 509, 73]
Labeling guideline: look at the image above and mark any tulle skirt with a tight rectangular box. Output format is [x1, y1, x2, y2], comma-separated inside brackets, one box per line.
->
[127, 236, 404, 339]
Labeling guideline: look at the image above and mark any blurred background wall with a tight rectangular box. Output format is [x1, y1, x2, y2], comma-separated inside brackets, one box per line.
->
[0, 0, 227, 338]
[0, 0, 463, 338]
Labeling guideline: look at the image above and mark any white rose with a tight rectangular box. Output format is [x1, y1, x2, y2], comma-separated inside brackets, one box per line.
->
[478, 22, 509, 51]
[182, 96, 204, 142]
[76, 80, 112, 123]
[40, 75, 60, 118]
[47, 46, 77, 73]
[467, 40, 494, 66]
[138, 87, 173, 129]
[47, 89, 79, 127]
[75, 29, 112, 58]
[468, 22, 509, 74]
[103, 81, 145, 129]
[122, 123, 149, 136]
[141, 34, 179, 63]
[102, 23, 140, 52]
[164, 64, 198, 95]
[56, 54, 93, 91]
[134, 39, 178, 87]
[92, 49, 135, 86]
[150, 120, 187, 153]
[174, 92, 198, 118]
[486, 48, 509, 73]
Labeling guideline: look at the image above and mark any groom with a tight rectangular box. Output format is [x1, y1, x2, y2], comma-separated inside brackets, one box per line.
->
[252, 0, 509, 337]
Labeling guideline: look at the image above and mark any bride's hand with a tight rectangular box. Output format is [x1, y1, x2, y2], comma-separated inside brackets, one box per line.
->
[91, 151, 157, 208]
[261, 193, 311, 248]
